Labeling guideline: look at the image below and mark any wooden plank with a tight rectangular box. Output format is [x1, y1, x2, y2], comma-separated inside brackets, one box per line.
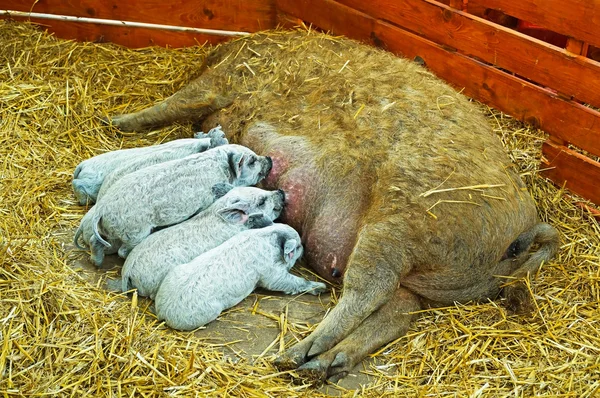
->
[466, 0, 600, 49]
[332, 0, 600, 109]
[566, 38, 589, 55]
[2, 0, 276, 33]
[5, 18, 233, 48]
[541, 141, 600, 205]
[275, 0, 600, 158]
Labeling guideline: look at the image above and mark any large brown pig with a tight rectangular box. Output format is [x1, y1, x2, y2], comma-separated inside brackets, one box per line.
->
[106, 30, 559, 382]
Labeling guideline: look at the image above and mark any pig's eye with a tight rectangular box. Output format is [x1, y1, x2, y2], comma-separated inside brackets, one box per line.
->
[258, 197, 266, 206]
[248, 157, 256, 166]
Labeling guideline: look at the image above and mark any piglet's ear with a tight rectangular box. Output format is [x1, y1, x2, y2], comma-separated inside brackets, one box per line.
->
[211, 182, 234, 199]
[216, 208, 249, 224]
[283, 239, 298, 261]
[228, 151, 245, 179]
[246, 213, 273, 228]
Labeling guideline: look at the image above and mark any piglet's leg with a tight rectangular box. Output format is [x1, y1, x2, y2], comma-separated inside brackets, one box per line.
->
[89, 235, 106, 267]
[259, 269, 328, 296]
[108, 74, 233, 132]
[274, 224, 401, 370]
[295, 287, 421, 383]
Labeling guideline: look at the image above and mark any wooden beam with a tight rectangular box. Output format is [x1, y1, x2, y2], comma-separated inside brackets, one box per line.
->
[467, 0, 600, 49]
[333, 0, 600, 109]
[541, 140, 600, 206]
[6, 18, 233, 48]
[2, 0, 277, 33]
[276, 0, 600, 158]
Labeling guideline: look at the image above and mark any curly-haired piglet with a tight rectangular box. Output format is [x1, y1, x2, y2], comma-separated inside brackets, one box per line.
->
[120, 183, 285, 298]
[72, 127, 227, 205]
[155, 223, 328, 330]
[76, 144, 271, 266]
[95, 127, 228, 201]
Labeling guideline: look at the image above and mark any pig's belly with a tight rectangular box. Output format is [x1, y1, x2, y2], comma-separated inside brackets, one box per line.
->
[251, 144, 361, 283]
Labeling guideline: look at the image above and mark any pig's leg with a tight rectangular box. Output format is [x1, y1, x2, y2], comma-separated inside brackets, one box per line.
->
[118, 245, 131, 259]
[116, 226, 152, 259]
[294, 287, 421, 383]
[89, 235, 106, 267]
[108, 74, 233, 132]
[274, 224, 401, 369]
[259, 269, 328, 296]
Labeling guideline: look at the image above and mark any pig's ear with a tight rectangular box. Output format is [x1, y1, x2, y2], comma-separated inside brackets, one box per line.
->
[211, 182, 234, 199]
[246, 213, 273, 228]
[216, 207, 248, 224]
[228, 151, 245, 179]
[216, 196, 251, 223]
[283, 239, 299, 262]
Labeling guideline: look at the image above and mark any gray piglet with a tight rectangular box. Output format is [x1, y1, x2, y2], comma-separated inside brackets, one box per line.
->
[95, 127, 228, 201]
[75, 144, 272, 266]
[119, 184, 285, 298]
[154, 224, 328, 331]
[72, 126, 227, 205]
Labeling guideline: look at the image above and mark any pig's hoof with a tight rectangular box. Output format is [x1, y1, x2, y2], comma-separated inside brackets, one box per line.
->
[104, 114, 138, 132]
[273, 350, 307, 371]
[306, 335, 335, 357]
[296, 352, 352, 383]
[118, 246, 131, 259]
[503, 282, 534, 315]
[307, 282, 328, 295]
[99, 115, 111, 126]
[297, 360, 328, 384]
[327, 351, 353, 382]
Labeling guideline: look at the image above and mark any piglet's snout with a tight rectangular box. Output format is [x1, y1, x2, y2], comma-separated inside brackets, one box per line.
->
[262, 156, 273, 177]
[276, 189, 285, 201]
[273, 189, 285, 214]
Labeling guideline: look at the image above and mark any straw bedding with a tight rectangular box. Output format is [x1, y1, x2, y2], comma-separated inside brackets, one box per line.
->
[1, 21, 599, 396]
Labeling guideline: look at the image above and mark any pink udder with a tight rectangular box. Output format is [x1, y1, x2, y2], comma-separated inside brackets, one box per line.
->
[261, 148, 356, 282]
[263, 151, 288, 188]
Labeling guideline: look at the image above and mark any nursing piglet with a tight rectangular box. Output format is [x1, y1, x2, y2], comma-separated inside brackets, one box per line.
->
[155, 224, 328, 331]
[80, 144, 271, 266]
[72, 126, 227, 205]
[120, 184, 285, 298]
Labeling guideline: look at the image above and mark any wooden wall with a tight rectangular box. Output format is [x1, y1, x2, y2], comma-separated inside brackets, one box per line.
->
[2, 0, 600, 205]
[275, 0, 600, 205]
[1, 0, 276, 47]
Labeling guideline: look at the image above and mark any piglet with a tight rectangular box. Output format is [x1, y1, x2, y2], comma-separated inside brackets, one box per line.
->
[75, 144, 272, 266]
[95, 127, 228, 201]
[119, 184, 285, 298]
[72, 126, 227, 205]
[155, 224, 328, 331]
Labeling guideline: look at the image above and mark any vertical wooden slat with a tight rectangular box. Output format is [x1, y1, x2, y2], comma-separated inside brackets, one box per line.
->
[566, 38, 590, 55]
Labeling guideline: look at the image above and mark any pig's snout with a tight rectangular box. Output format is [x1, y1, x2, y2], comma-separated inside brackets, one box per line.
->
[260, 156, 273, 179]
[276, 189, 285, 201]
[273, 189, 285, 216]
